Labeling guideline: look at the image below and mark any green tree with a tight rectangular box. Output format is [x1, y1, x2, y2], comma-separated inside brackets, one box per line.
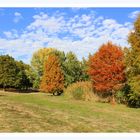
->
[63, 52, 83, 87]
[0, 55, 19, 89]
[125, 14, 140, 107]
[80, 57, 90, 81]
[15, 61, 32, 90]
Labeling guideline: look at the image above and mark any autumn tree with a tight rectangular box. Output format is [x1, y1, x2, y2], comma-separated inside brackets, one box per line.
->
[125, 14, 140, 107]
[88, 42, 126, 104]
[40, 54, 64, 95]
[31, 48, 55, 88]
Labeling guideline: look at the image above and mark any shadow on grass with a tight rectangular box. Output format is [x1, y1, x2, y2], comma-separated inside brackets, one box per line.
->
[0, 88, 39, 94]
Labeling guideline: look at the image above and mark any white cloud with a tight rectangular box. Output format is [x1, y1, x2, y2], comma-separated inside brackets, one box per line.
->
[3, 29, 19, 39]
[27, 12, 65, 35]
[129, 11, 140, 19]
[0, 11, 133, 64]
[13, 12, 23, 23]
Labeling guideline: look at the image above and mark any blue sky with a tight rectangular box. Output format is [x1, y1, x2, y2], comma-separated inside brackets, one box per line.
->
[0, 8, 140, 64]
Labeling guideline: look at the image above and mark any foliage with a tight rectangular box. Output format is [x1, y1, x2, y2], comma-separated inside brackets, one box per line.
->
[52, 50, 88, 87]
[0, 55, 19, 89]
[0, 55, 32, 90]
[88, 42, 126, 103]
[31, 48, 55, 88]
[65, 81, 96, 101]
[80, 57, 90, 81]
[15, 61, 32, 90]
[63, 52, 83, 87]
[40, 54, 64, 95]
[116, 90, 128, 104]
[125, 14, 140, 107]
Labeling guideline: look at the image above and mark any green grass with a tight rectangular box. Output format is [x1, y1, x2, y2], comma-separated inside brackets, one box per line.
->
[0, 91, 140, 132]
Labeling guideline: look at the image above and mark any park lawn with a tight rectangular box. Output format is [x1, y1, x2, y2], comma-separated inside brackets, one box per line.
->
[0, 91, 140, 132]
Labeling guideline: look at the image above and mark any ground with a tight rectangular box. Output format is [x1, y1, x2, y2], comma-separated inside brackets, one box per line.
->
[0, 91, 140, 132]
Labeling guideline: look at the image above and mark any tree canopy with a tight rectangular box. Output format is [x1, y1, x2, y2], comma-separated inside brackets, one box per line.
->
[88, 42, 125, 101]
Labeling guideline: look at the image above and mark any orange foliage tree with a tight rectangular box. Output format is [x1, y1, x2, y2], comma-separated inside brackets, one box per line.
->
[40, 54, 64, 95]
[88, 42, 126, 103]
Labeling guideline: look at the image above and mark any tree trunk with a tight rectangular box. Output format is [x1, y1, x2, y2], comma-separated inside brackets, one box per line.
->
[111, 94, 116, 105]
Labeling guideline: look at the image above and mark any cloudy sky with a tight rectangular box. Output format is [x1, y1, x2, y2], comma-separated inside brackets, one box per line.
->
[0, 8, 139, 64]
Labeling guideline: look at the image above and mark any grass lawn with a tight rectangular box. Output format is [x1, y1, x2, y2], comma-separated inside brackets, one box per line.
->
[0, 91, 140, 132]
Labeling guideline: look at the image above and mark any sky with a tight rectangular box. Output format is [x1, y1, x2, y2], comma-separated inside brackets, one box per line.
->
[0, 8, 140, 64]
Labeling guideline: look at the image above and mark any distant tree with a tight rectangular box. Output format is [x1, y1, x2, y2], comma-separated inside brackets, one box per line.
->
[40, 54, 64, 95]
[31, 48, 55, 88]
[0, 55, 19, 89]
[0, 55, 33, 91]
[15, 61, 32, 90]
[125, 14, 140, 107]
[88, 42, 126, 104]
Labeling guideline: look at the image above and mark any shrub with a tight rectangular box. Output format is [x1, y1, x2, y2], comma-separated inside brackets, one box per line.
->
[127, 93, 140, 108]
[64, 81, 97, 101]
[116, 90, 128, 104]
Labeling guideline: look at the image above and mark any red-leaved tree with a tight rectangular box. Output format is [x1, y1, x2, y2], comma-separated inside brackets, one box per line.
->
[88, 42, 126, 104]
[40, 54, 64, 95]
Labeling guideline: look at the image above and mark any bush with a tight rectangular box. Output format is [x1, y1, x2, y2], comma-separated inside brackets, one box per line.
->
[127, 93, 140, 108]
[116, 90, 128, 104]
[64, 81, 97, 101]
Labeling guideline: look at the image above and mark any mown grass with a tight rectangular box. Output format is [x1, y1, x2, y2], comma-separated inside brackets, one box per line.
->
[0, 91, 140, 132]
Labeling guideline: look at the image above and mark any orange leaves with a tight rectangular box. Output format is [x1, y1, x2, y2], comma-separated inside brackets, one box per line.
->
[88, 42, 126, 93]
[40, 54, 64, 94]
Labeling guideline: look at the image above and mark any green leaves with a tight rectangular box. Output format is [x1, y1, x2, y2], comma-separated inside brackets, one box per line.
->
[125, 14, 140, 107]
[0, 55, 32, 90]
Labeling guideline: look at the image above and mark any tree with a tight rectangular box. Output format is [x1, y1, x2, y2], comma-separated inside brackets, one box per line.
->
[40, 54, 64, 95]
[51, 50, 85, 87]
[125, 14, 140, 107]
[63, 52, 83, 87]
[31, 48, 55, 88]
[80, 57, 90, 81]
[0, 55, 33, 91]
[0, 55, 19, 89]
[88, 42, 126, 104]
[15, 61, 32, 90]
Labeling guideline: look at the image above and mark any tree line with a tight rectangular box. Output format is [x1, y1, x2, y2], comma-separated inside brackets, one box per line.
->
[0, 14, 140, 107]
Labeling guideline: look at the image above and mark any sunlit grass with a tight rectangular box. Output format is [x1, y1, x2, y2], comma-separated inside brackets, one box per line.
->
[0, 91, 140, 132]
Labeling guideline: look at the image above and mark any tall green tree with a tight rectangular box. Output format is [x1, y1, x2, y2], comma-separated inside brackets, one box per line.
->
[63, 52, 83, 87]
[125, 14, 140, 107]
